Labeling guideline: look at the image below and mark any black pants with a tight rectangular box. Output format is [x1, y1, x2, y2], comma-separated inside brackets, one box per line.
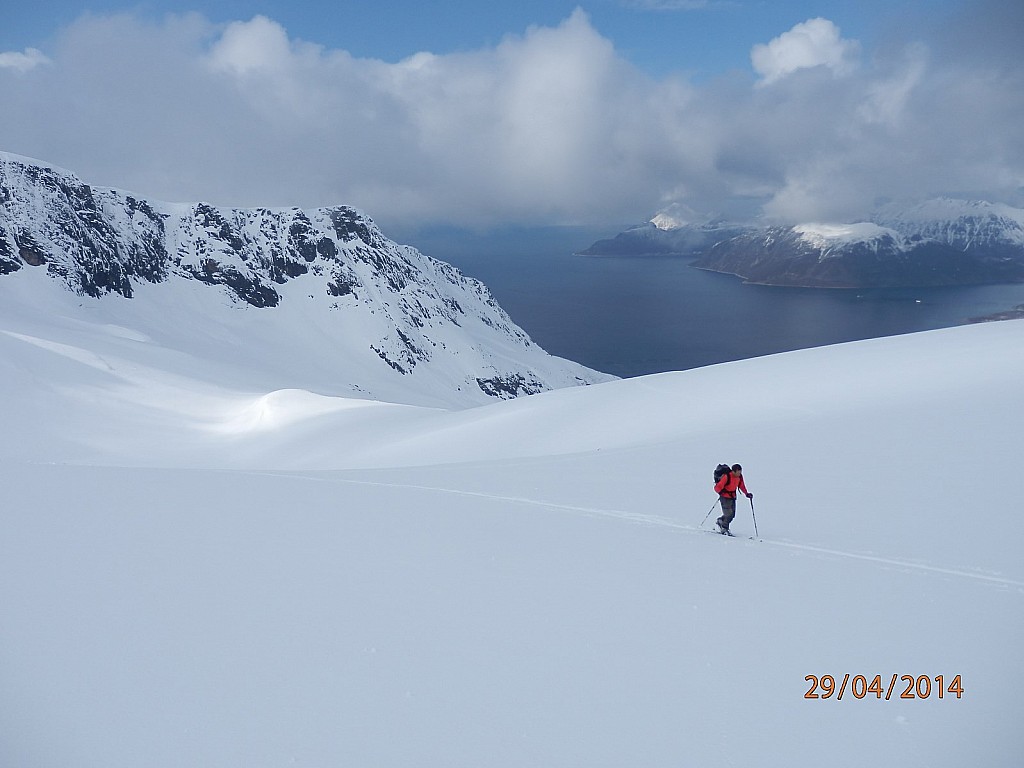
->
[717, 496, 736, 529]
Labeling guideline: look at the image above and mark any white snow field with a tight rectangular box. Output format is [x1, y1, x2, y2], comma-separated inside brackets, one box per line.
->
[1, 271, 1022, 767]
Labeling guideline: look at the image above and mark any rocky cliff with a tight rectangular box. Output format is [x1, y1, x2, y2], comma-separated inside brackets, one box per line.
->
[0, 152, 610, 407]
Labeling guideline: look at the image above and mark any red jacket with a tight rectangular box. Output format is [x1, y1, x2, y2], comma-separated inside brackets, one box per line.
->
[715, 472, 749, 499]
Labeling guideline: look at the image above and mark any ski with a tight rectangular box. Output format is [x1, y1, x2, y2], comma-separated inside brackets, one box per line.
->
[702, 528, 760, 542]
[704, 527, 734, 537]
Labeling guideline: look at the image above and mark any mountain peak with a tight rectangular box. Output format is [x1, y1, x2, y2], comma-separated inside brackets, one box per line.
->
[874, 197, 1024, 225]
[0, 152, 611, 407]
[792, 222, 897, 249]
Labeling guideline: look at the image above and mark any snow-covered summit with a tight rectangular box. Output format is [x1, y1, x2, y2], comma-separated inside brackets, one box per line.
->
[793, 221, 899, 249]
[873, 197, 1024, 249]
[649, 213, 685, 231]
[0, 152, 610, 407]
[649, 202, 710, 231]
[0, 149, 78, 177]
[875, 196, 1024, 224]
[691, 198, 1024, 287]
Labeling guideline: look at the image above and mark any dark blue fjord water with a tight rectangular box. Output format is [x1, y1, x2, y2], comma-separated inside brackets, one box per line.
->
[420, 244, 1024, 379]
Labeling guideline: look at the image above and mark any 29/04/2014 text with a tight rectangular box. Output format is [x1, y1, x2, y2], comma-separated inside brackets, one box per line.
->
[804, 674, 964, 701]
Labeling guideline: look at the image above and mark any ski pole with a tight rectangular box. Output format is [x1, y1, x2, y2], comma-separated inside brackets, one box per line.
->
[700, 498, 719, 528]
[749, 496, 759, 537]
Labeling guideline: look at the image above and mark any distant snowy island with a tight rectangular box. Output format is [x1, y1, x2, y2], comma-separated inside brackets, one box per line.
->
[580, 200, 1024, 289]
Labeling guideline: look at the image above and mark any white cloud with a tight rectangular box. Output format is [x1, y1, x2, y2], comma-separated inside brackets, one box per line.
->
[0, 9, 706, 227]
[751, 18, 860, 85]
[207, 16, 296, 76]
[0, 47, 50, 72]
[857, 44, 928, 127]
[0, 8, 1020, 230]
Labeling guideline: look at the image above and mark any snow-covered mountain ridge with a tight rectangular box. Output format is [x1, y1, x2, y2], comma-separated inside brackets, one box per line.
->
[0, 151, 609, 407]
[699, 198, 1024, 287]
[792, 222, 898, 250]
[582, 198, 1024, 287]
[694, 206, 1024, 287]
[873, 198, 1024, 250]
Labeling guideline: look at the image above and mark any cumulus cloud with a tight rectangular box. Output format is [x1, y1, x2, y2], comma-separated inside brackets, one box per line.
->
[207, 15, 297, 76]
[751, 18, 860, 85]
[0, 9, 708, 227]
[0, 47, 50, 72]
[0, 7, 1020, 231]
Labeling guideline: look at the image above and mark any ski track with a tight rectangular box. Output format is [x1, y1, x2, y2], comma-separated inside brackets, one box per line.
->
[251, 469, 1024, 593]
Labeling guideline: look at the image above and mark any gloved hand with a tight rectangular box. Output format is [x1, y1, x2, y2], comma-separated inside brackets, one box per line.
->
[746, 493, 754, 499]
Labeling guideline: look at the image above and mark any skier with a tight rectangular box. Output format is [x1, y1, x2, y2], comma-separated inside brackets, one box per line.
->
[715, 463, 753, 535]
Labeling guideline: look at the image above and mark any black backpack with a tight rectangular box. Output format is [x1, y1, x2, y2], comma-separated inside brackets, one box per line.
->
[714, 463, 732, 486]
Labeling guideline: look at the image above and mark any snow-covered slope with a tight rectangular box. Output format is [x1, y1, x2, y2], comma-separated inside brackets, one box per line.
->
[792, 221, 899, 249]
[874, 197, 1024, 250]
[0, 151, 609, 407]
[1, 267, 1021, 765]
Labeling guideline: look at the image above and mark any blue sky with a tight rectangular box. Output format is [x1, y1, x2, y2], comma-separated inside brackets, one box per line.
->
[1, 1, 1021, 232]
[3, 0, 959, 77]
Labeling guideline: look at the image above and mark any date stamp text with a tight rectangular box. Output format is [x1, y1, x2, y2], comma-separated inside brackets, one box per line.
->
[804, 674, 964, 701]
